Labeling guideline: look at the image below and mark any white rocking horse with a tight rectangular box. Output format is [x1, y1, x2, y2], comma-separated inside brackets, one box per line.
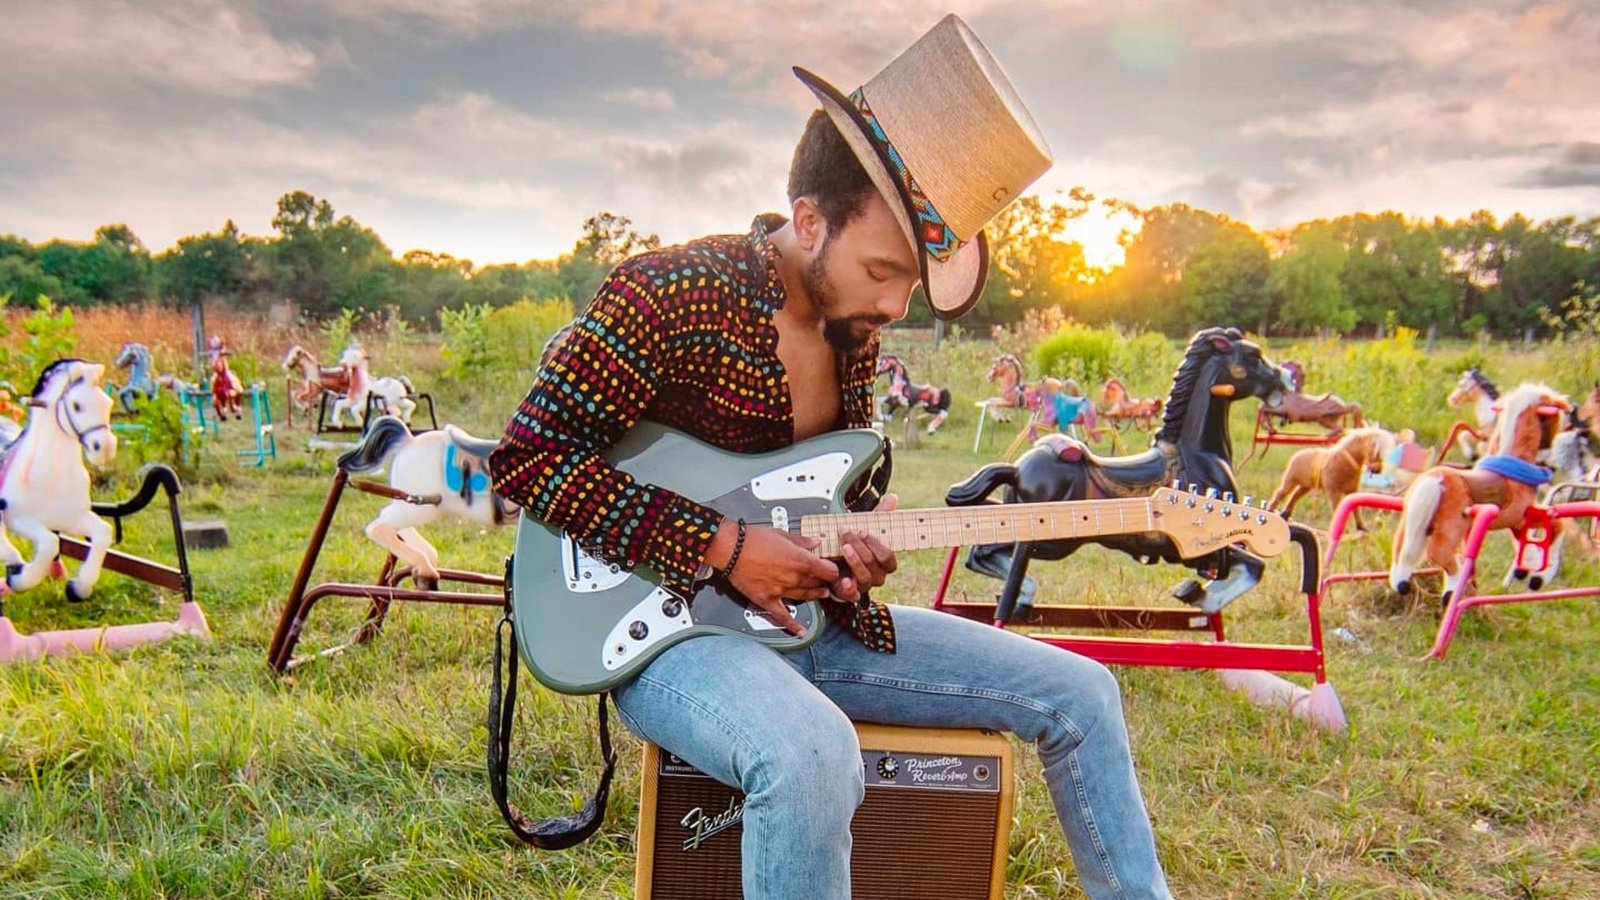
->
[336, 415, 516, 587]
[329, 345, 417, 428]
[0, 361, 209, 661]
[1, 361, 119, 600]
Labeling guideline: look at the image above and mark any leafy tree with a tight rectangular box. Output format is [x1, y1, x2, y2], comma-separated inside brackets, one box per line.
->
[1269, 223, 1354, 334]
[971, 192, 1091, 326]
[1181, 221, 1271, 331]
[157, 219, 254, 305]
[268, 191, 396, 318]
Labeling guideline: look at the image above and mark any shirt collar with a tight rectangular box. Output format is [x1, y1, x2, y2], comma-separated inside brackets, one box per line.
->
[747, 214, 788, 308]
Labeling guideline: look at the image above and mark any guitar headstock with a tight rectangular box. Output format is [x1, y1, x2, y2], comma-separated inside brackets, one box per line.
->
[1144, 485, 1291, 559]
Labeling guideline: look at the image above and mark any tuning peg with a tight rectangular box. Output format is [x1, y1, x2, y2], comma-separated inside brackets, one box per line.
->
[1186, 483, 1198, 494]
[1242, 495, 1255, 508]
[1171, 479, 1182, 491]
[1258, 498, 1272, 509]
[1204, 487, 1219, 500]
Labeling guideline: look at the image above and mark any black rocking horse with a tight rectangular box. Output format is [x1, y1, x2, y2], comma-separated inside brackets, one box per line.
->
[948, 327, 1292, 618]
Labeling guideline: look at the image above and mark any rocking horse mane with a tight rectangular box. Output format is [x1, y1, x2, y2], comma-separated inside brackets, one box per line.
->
[30, 359, 85, 400]
[1493, 382, 1562, 456]
[1156, 327, 1242, 444]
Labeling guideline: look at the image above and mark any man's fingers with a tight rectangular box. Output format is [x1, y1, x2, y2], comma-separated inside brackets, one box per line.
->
[840, 541, 874, 589]
[877, 492, 899, 512]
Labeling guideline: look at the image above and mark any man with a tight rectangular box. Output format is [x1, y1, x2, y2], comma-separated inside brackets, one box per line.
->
[491, 15, 1171, 899]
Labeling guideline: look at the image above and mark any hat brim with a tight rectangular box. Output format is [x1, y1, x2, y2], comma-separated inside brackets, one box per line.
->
[793, 66, 989, 321]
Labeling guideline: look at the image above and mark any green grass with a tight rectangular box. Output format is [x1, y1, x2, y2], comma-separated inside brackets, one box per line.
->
[3, 336, 1598, 898]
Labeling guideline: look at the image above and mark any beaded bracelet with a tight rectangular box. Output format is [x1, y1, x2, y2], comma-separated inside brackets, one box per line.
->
[718, 518, 748, 581]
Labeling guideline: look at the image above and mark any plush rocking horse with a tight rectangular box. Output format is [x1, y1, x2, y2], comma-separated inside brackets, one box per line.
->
[876, 354, 952, 435]
[1389, 383, 1569, 605]
[951, 327, 1293, 617]
[1268, 427, 1398, 530]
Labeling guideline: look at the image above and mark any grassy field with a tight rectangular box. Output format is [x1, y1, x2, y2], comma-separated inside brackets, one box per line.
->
[2, 327, 1598, 898]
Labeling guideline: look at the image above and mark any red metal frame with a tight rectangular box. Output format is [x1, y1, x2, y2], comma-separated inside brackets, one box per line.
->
[1320, 491, 1600, 659]
[929, 523, 1332, 687]
[1246, 408, 1343, 463]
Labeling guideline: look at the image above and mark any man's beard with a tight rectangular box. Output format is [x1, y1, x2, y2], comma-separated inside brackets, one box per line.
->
[803, 244, 886, 353]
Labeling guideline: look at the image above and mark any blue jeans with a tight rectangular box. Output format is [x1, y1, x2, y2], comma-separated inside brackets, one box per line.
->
[613, 605, 1171, 899]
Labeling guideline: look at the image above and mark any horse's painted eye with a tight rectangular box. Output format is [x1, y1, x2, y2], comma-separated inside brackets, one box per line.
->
[72, 402, 82, 413]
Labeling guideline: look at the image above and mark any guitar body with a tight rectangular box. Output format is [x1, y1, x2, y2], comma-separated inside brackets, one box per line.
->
[511, 423, 885, 695]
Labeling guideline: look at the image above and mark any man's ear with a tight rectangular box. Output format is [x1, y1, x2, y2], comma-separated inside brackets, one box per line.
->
[791, 196, 828, 254]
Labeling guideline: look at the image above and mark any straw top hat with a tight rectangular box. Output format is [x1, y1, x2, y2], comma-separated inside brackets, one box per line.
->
[794, 14, 1053, 319]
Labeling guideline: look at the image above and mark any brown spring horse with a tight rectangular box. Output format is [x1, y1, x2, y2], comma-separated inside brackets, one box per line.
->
[1268, 427, 1397, 530]
[1389, 383, 1569, 604]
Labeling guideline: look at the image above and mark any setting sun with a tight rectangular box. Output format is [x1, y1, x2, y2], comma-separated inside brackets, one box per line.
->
[1057, 206, 1142, 273]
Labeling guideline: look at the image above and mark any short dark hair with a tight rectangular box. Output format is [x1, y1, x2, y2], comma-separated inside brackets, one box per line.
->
[787, 109, 879, 234]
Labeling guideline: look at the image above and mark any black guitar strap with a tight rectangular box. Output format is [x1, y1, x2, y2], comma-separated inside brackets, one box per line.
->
[487, 584, 617, 849]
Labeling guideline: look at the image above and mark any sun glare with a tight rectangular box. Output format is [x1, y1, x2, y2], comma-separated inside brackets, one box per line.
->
[1059, 207, 1141, 273]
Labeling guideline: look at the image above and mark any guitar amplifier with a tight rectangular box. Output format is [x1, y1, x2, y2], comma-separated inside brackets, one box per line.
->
[636, 723, 1013, 899]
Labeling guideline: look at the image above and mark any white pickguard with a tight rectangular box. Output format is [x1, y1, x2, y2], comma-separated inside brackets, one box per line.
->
[602, 587, 695, 671]
[750, 453, 854, 501]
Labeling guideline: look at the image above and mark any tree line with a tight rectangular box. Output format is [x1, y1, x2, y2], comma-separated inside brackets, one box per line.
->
[4, 188, 1597, 340]
[963, 191, 1600, 341]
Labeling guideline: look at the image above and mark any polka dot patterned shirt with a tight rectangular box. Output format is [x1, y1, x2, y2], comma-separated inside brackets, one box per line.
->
[491, 215, 897, 653]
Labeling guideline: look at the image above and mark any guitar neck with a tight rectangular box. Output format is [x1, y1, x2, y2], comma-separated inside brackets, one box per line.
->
[799, 498, 1154, 556]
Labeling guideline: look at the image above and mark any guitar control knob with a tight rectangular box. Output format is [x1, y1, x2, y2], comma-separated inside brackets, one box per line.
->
[660, 598, 684, 619]
[627, 620, 649, 641]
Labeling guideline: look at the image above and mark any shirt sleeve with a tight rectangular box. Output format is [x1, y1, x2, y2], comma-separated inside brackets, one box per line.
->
[490, 262, 721, 599]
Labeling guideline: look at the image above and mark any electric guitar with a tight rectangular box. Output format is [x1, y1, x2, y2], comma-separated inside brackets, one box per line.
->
[509, 423, 1290, 694]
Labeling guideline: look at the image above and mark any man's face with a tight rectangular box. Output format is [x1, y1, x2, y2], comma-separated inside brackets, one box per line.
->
[801, 192, 921, 352]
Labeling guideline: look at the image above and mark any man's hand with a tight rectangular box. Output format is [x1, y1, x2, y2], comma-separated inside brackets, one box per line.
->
[831, 492, 899, 604]
[712, 522, 839, 637]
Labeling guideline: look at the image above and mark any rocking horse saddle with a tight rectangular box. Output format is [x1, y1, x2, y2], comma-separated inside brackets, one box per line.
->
[1034, 434, 1176, 496]
[446, 426, 500, 458]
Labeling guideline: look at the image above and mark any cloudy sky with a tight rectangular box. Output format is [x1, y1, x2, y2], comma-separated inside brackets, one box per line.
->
[4, 0, 1598, 267]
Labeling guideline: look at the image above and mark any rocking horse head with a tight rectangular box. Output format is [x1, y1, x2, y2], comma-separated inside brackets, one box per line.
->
[875, 354, 906, 380]
[23, 359, 118, 467]
[987, 354, 1023, 385]
[1280, 360, 1306, 393]
[1486, 383, 1569, 461]
[1448, 368, 1498, 407]
[1156, 327, 1290, 454]
[115, 343, 151, 375]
